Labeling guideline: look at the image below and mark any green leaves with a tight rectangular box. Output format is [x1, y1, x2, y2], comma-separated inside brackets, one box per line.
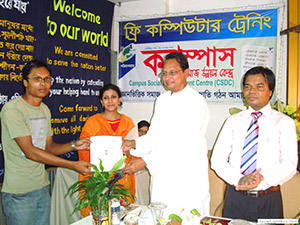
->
[229, 107, 243, 115]
[286, 105, 297, 116]
[191, 208, 200, 216]
[271, 100, 300, 119]
[109, 155, 127, 177]
[99, 159, 104, 172]
[66, 156, 135, 215]
[169, 213, 182, 222]
[272, 99, 285, 113]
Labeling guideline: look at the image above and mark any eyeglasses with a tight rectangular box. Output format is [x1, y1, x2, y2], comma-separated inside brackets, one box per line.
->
[28, 77, 52, 83]
[158, 70, 182, 78]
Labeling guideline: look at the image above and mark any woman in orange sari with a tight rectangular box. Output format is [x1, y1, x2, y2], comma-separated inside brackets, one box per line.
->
[78, 83, 136, 217]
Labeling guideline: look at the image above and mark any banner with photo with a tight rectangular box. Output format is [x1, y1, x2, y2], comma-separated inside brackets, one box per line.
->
[119, 9, 278, 102]
[0, 0, 114, 182]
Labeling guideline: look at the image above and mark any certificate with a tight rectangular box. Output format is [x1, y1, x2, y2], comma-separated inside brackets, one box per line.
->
[90, 136, 123, 171]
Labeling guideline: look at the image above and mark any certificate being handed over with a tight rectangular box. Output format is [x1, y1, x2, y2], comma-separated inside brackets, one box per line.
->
[90, 136, 123, 171]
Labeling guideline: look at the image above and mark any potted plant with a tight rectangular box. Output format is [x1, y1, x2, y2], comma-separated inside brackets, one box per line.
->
[66, 156, 135, 224]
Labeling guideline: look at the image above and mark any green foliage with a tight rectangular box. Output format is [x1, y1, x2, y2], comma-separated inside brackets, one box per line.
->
[65, 156, 135, 215]
[169, 213, 182, 222]
[271, 100, 299, 119]
[228, 107, 243, 115]
[272, 100, 300, 140]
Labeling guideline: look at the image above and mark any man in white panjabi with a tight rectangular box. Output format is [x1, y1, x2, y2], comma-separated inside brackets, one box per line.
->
[122, 52, 210, 215]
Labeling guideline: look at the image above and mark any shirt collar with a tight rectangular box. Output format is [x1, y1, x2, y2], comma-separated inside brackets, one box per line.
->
[248, 103, 272, 117]
[167, 84, 188, 96]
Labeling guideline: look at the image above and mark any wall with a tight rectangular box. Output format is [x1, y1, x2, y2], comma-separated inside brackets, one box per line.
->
[111, 0, 287, 149]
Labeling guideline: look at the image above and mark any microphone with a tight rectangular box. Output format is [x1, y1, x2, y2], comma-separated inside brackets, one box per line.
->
[100, 170, 125, 196]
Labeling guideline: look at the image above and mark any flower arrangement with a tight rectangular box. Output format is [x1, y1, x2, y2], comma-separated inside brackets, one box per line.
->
[229, 99, 300, 140]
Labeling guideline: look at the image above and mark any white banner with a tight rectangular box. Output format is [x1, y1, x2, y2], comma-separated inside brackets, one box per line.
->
[119, 9, 277, 102]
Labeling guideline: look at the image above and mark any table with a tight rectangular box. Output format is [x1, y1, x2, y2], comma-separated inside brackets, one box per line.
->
[71, 205, 257, 225]
[70, 205, 149, 225]
[50, 167, 151, 225]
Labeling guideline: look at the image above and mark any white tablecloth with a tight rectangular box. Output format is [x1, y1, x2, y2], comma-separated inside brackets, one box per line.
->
[50, 167, 81, 225]
[70, 205, 240, 225]
[70, 205, 150, 225]
[134, 168, 151, 205]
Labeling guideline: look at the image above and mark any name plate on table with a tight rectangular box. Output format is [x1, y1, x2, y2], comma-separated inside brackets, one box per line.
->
[90, 136, 123, 171]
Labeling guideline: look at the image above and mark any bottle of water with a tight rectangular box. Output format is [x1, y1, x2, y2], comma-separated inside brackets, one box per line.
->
[111, 198, 121, 225]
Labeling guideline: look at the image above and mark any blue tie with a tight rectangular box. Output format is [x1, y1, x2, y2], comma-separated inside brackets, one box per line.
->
[241, 111, 262, 175]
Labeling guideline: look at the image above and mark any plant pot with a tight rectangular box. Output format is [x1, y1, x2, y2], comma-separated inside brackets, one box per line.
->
[92, 210, 108, 225]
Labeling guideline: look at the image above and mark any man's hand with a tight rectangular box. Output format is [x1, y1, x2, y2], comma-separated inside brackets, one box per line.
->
[122, 158, 146, 174]
[72, 160, 94, 175]
[235, 168, 264, 191]
[74, 137, 91, 150]
[121, 140, 136, 154]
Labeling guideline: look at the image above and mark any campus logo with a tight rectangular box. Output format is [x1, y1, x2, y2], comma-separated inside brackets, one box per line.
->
[118, 43, 135, 63]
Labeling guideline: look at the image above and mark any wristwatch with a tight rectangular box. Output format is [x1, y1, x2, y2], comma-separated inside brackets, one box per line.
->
[71, 141, 77, 151]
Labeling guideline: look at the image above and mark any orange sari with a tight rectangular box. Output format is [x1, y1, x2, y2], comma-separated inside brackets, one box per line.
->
[78, 113, 136, 217]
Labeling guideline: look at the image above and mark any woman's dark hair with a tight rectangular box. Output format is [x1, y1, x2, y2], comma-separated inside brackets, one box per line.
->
[22, 60, 51, 81]
[138, 120, 150, 129]
[99, 83, 123, 106]
[242, 66, 275, 99]
[165, 52, 189, 71]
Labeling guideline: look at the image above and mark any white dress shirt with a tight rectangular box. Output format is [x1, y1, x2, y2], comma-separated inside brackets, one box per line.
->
[132, 85, 210, 214]
[211, 104, 298, 191]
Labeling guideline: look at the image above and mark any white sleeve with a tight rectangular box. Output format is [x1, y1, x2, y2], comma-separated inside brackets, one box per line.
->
[211, 117, 243, 186]
[261, 117, 298, 186]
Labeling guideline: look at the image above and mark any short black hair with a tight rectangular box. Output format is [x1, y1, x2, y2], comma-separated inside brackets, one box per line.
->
[22, 60, 51, 81]
[21, 60, 51, 92]
[242, 66, 275, 99]
[138, 120, 150, 129]
[165, 52, 189, 71]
